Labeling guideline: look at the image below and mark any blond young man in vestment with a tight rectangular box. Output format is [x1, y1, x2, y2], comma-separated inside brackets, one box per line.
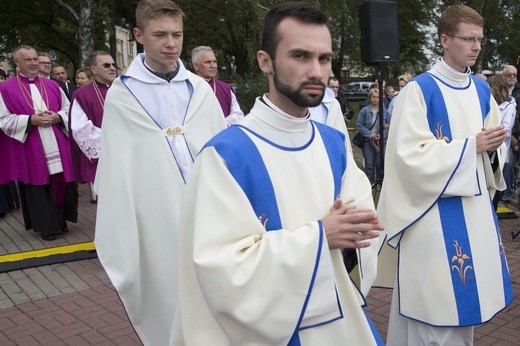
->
[94, 0, 226, 344]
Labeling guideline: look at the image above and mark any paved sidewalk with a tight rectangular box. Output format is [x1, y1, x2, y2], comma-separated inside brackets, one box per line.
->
[0, 184, 519, 344]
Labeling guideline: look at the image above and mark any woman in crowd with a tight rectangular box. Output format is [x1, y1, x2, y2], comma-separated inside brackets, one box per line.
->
[75, 67, 92, 87]
[355, 88, 390, 185]
[488, 74, 517, 207]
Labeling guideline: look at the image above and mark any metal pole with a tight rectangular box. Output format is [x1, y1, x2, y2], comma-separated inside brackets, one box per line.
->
[376, 63, 385, 185]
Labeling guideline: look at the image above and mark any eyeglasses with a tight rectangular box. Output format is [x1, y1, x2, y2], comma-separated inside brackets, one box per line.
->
[38, 61, 52, 65]
[446, 34, 485, 45]
[99, 63, 117, 69]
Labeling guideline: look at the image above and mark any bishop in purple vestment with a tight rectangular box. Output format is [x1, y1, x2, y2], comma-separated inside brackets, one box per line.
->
[69, 51, 117, 203]
[0, 45, 78, 241]
[191, 46, 244, 125]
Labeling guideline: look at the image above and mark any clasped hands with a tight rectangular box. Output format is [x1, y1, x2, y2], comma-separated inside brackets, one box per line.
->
[32, 111, 60, 128]
[322, 199, 384, 250]
[476, 125, 506, 154]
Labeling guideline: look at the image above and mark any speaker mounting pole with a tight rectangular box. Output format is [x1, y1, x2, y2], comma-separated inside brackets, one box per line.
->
[358, 0, 399, 201]
[374, 63, 385, 195]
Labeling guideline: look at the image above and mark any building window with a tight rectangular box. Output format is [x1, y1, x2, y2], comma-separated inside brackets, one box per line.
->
[116, 39, 124, 68]
[128, 41, 134, 65]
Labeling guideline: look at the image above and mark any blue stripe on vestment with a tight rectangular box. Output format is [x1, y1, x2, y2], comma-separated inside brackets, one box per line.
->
[206, 123, 348, 344]
[364, 310, 385, 345]
[206, 125, 282, 230]
[415, 73, 485, 325]
[487, 190, 514, 307]
[437, 197, 481, 325]
[471, 75, 491, 117]
[312, 121, 346, 199]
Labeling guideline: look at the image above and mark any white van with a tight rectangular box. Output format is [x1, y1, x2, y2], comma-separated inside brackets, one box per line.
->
[340, 81, 375, 101]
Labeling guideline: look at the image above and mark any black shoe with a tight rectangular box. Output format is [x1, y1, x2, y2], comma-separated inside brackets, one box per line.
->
[90, 198, 97, 204]
[42, 234, 57, 241]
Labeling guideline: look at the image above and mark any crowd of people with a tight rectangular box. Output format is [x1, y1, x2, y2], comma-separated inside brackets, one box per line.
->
[0, 0, 516, 345]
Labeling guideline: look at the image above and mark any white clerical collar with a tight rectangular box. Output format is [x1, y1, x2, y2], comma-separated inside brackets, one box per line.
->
[261, 93, 310, 120]
[19, 73, 37, 82]
[94, 79, 111, 87]
[431, 57, 472, 86]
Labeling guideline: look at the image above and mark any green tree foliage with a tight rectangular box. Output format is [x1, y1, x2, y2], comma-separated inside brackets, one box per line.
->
[1, 0, 518, 81]
[439, 0, 520, 72]
[393, 0, 437, 75]
[175, 0, 272, 77]
[0, 0, 113, 72]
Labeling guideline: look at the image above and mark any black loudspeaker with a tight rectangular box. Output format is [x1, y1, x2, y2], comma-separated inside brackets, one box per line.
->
[359, 0, 399, 63]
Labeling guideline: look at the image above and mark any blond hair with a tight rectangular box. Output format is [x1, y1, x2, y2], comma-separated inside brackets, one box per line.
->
[438, 5, 483, 41]
[136, 0, 185, 31]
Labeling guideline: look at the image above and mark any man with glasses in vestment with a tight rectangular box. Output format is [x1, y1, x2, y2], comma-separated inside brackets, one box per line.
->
[376, 5, 513, 345]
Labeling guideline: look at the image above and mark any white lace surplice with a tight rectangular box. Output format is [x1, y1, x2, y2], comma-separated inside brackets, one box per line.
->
[73, 120, 101, 161]
[70, 100, 101, 162]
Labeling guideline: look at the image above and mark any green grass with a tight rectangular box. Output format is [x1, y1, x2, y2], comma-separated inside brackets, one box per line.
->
[346, 101, 362, 131]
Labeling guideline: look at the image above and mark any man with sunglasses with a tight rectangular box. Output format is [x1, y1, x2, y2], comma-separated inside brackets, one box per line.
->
[377, 4, 513, 345]
[69, 51, 116, 204]
[93, 0, 226, 344]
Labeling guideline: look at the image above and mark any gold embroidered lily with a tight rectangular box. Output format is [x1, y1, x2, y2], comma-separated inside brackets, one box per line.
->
[451, 240, 473, 286]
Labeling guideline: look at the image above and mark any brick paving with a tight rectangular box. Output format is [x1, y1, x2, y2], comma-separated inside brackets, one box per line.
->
[1, 181, 519, 345]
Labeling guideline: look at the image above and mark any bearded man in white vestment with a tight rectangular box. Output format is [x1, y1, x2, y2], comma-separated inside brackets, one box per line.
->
[173, 3, 385, 345]
[376, 5, 514, 345]
[93, 0, 226, 345]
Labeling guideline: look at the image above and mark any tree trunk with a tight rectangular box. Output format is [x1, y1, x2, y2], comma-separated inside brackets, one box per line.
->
[78, 0, 95, 67]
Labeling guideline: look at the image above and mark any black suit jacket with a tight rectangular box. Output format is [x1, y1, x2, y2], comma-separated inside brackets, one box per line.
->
[52, 78, 77, 101]
[60, 81, 77, 101]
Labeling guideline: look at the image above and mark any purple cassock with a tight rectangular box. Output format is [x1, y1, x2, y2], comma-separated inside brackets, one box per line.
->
[0, 74, 77, 236]
[69, 81, 108, 183]
[209, 78, 232, 117]
[0, 75, 74, 184]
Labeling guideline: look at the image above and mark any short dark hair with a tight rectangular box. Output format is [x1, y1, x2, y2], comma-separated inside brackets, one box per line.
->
[261, 2, 329, 60]
[88, 51, 112, 67]
[328, 77, 339, 85]
[38, 52, 52, 60]
[51, 65, 65, 73]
